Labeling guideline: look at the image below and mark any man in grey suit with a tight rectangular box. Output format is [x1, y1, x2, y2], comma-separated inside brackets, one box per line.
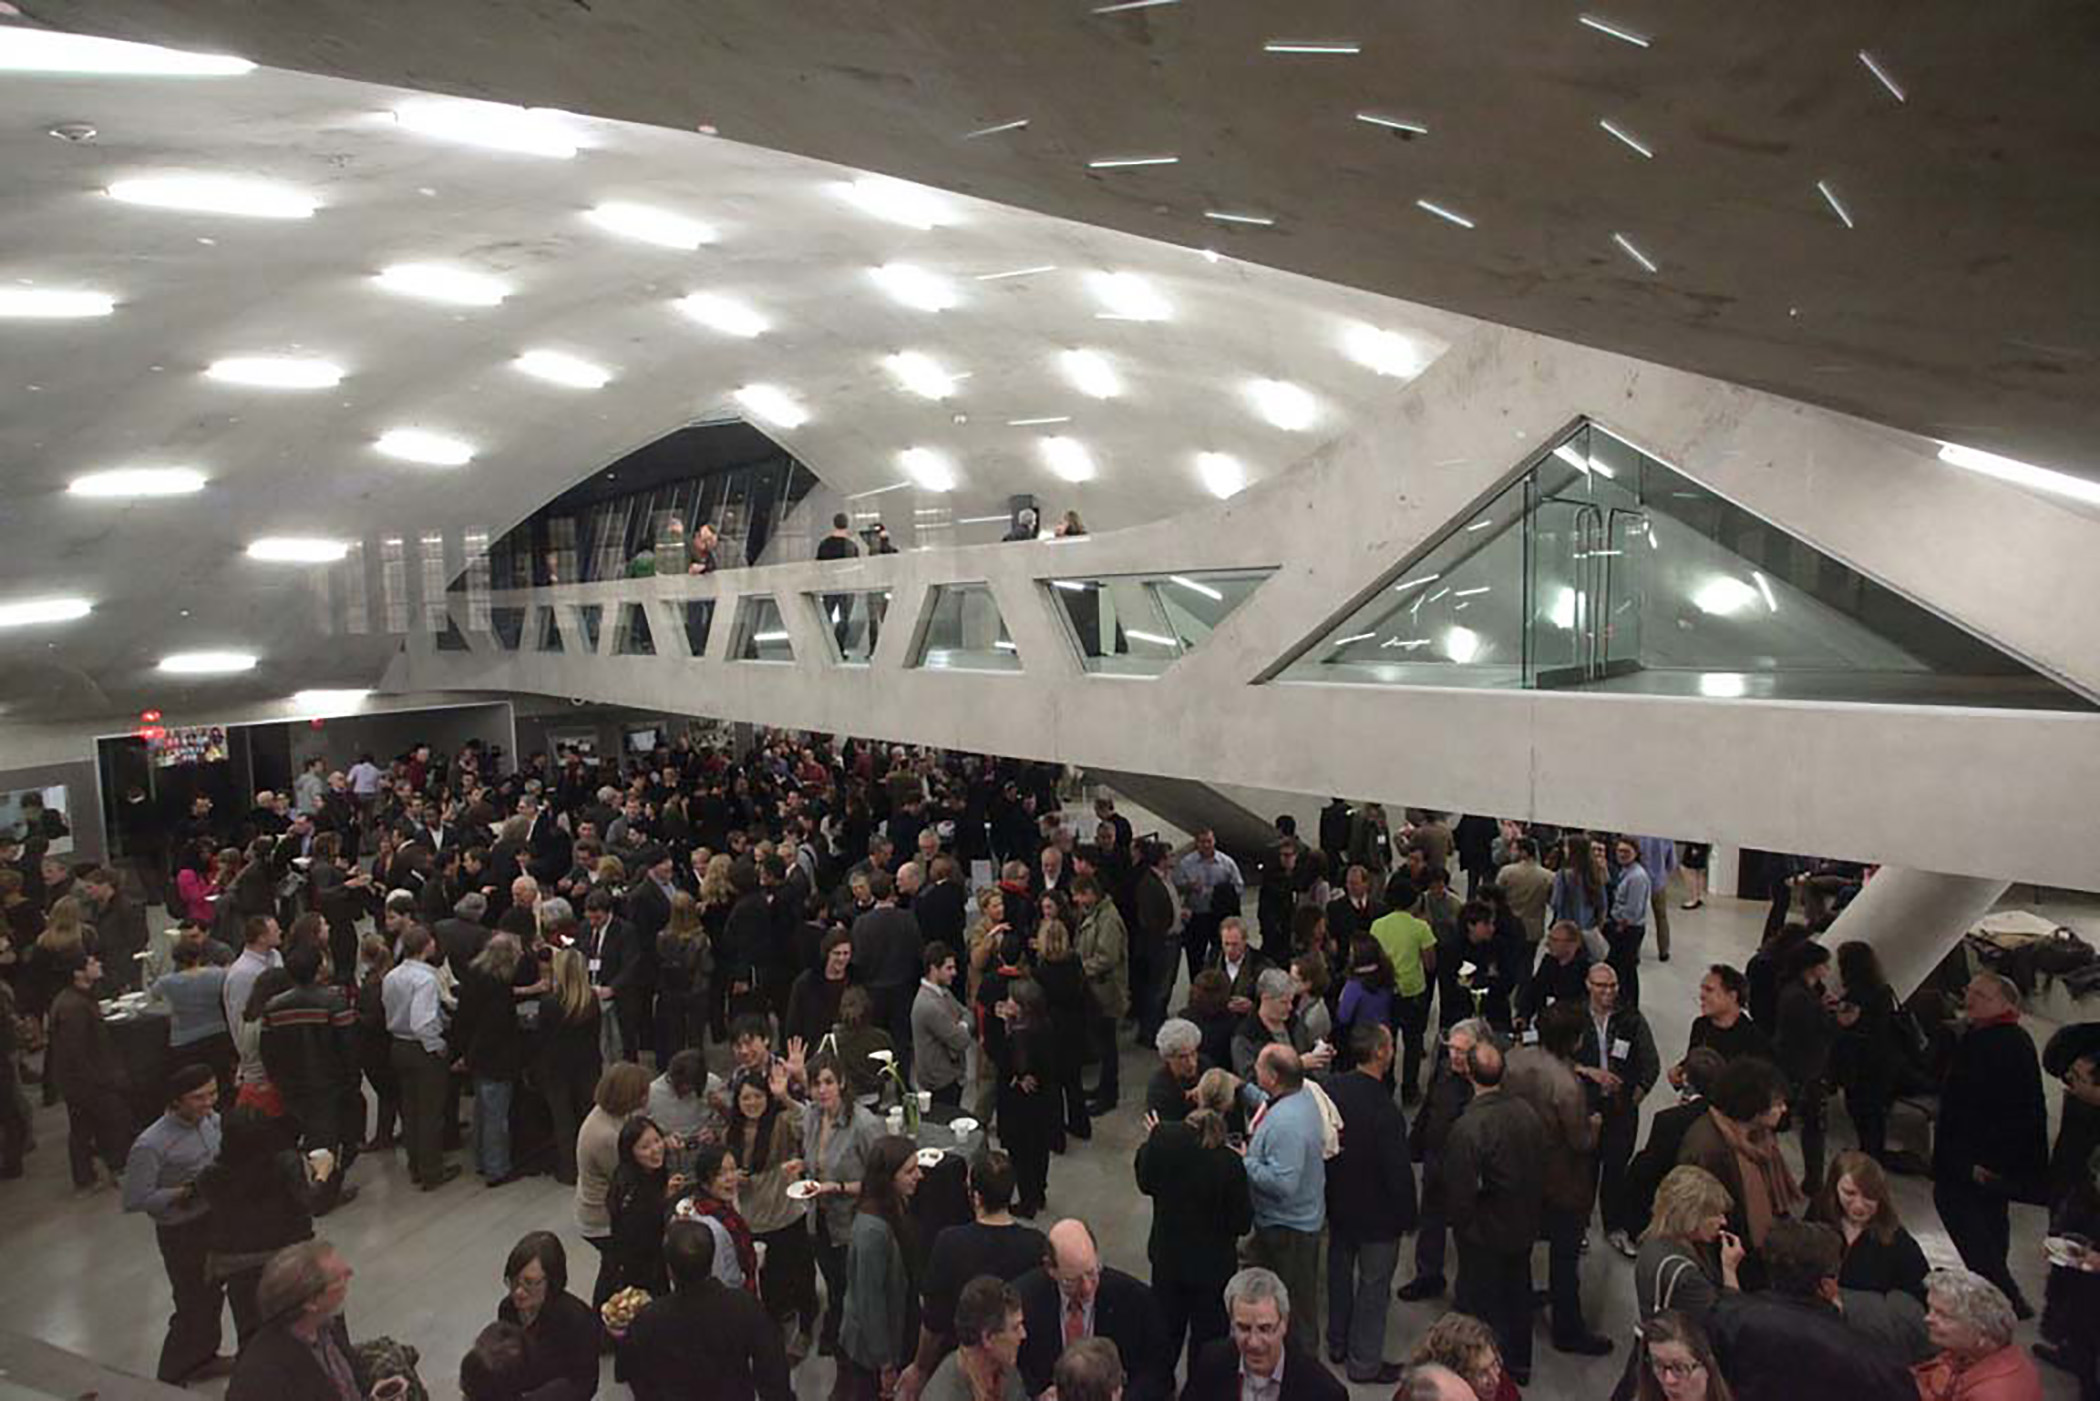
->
[911, 943, 973, 1107]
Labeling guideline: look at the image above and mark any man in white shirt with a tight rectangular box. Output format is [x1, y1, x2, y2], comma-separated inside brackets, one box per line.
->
[383, 927, 457, 1190]
[221, 916, 282, 1087]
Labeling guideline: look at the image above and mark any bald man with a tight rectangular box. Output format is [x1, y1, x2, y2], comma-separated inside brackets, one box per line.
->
[1932, 973, 2048, 1317]
[1398, 1364, 1473, 1401]
[1013, 1220, 1169, 1401]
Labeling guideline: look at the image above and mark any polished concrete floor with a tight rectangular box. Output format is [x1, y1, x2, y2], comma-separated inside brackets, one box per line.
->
[1, 881, 2086, 1400]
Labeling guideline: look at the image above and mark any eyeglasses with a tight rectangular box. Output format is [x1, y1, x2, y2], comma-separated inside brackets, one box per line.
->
[1648, 1357, 1706, 1382]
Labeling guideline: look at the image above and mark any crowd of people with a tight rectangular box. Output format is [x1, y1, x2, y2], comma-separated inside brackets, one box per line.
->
[2, 731, 2097, 1401]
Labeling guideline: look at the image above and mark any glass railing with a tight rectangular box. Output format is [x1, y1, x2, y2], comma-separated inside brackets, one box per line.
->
[807, 589, 894, 666]
[1047, 569, 1274, 676]
[729, 595, 794, 662]
[911, 583, 1020, 672]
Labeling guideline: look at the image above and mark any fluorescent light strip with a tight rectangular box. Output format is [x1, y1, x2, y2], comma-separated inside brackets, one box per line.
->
[0, 30, 255, 75]
[733, 384, 809, 430]
[1612, 231, 1659, 273]
[960, 514, 1015, 525]
[1415, 198, 1475, 229]
[1332, 633, 1376, 648]
[374, 428, 474, 466]
[1008, 416, 1072, 426]
[846, 481, 913, 499]
[1169, 575, 1222, 601]
[375, 262, 510, 307]
[1086, 271, 1172, 321]
[1858, 51, 1906, 103]
[1427, 587, 1452, 604]
[390, 97, 579, 158]
[1051, 580, 1090, 593]
[247, 537, 350, 563]
[108, 175, 316, 219]
[1751, 570, 1778, 613]
[869, 263, 959, 312]
[1355, 113, 1429, 134]
[1816, 179, 1855, 228]
[1204, 210, 1275, 226]
[1393, 573, 1441, 593]
[1466, 518, 1496, 531]
[159, 651, 256, 674]
[835, 175, 955, 230]
[976, 265, 1056, 281]
[993, 640, 1019, 652]
[886, 351, 959, 399]
[584, 201, 715, 250]
[1937, 441, 2100, 507]
[965, 119, 1029, 138]
[1126, 630, 1177, 647]
[1093, 0, 1177, 11]
[1453, 586, 1491, 597]
[205, 356, 343, 389]
[0, 597, 92, 627]
[1579, 14, 1651, 46]
[1598, 119, 1654, 158]
[676, 293, 769, 337]
[69, 467, 207, 497]
[1263, 41, 1362, 53]
[0, 288, 116, 318]
[515, 349, 612, 389]
[1087, 155, 1179, 168]
[291, 689, 371, 710]
[751, 632, 790, 644]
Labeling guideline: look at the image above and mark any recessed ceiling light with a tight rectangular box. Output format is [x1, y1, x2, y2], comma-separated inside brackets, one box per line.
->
[159, 650, 257, 674]
[1578, 14, 1651, 47]
[835, 175, 955, 230]
[514, 349, 612, 389]
[675, 293, 769, 338]
[1693, 576, 1759, 616]
[1443, 626, 1482, 663]
[1086, 271, 1172, 321]
[0, 288, 116, 318]
[899, 448, 958, 492]
[374, 262, 511, 307]
[247, 537, 351, 563]
[1093, 0, 1178, 11]
[1204, 210, 1275, 226]
[1598, 119, 1654, 158]
[964, 119, 1030, 139]
[0, 597, 91, 628]
[1263, 40, 1362, 53]
[204, 356, 343, 389]
[1008, 416, 1072, 427]
[885, 352, 959, 400]
[1060, 349, 1122, 399]
[1415, 198, 1475, 229]
[868, 264, 959, 312]
[1039, 436, 1096, 483]
[375, 428, 475, 466]
[0, 29, 255, 75]
[1698, 672, 1749, 698]
[1355, 113, 1429, 134]
[107, 175, 317, 219]
[584, 201, 716, 249]
[1246, 378, 1318, 431]
[1086, 154, 1179, 169]
[1196, 451, 1247, 499]
[291, 689, 372, 710]
[1858, 51, 1906, 103]
[69, 466, 208, 497]
[976, 265, 1057, 282]
[1938, 441, 2100, 507]
[1816, 179, 1855, 228]
[1611, 232, 1659, 273]
[389, 97, 580, 158]
[1342, 324, 1438, 379]
[733, 384, 809, 430]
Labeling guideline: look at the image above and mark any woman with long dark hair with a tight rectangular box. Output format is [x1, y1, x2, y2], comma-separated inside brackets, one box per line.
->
[1550, 834, 1608, 955]
[1833, 941, 1902, 1162]
[799, 1051, 885, 1356]
[995, 978, 1060, 1218]
[726, 1066, 817, 1345]
[673, 1142, 760, 1294]
[835, 1135, 923, 1401]
[197, 1107, 317, 1344]
[602, 1116, 683, 1300]
[1808, 1150, 1929, 1301]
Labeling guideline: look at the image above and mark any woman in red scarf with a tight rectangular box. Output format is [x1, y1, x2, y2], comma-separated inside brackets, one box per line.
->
[674, 1142, 760, 1295]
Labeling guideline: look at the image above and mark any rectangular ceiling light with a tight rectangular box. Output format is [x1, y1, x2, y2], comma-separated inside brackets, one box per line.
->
[0, 597, 92, 627]
[1858, 51, 1906, 103]
[1355, 113, 1429, 134]
[247, 537, 350, 563]
[375, 428, 475, 466]
[375, 262, 510, 306]
[0, 288, 116, 318]
[1816, 179, 1855, 228]
[585, 201, 715, 249]
[1204, 210, 1275, 226]
[1087, 155, 1179, 168]
[205, 356, 343, 388]
[1086, 270, 1172, 321]
[1578, 14, 1652, 46]
[0, 29, 254, 75]
[1598, 119, 1654, 158]
[1415, 198, 1475, 229]
[675, 292, 770, 337]
[886, 351, 959, 399]
[514, 349, 612, 389]
[108, 175, 317, 218]
[899, 447, 958, 492]
[733, 384, 809, 429]
[835, 175, 955, 230]
[868, 263, 959, 312]
[1039, 436, 1097, 483]
[1263, 41, 1362, 53]
[1059, 349, 1122, 399]
[390, 97, 580, 158]
[976, 265, 1057, 281]
[69, 467, 208, 497]
[1196, 451, 1247, 499]
[965, 119, 1030, 138]
[1938, 441, 2100, 507]
[1611, 232, 1659, 273]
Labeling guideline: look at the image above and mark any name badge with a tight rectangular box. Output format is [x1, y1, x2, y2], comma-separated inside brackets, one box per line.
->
[588, 957, 603, 974]
[1611, 1037, 1631, 1059]
[1521, 1028, 1540, 1045]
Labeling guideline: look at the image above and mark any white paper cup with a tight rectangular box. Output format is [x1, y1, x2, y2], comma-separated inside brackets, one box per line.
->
[916, 1091, 932, 1113]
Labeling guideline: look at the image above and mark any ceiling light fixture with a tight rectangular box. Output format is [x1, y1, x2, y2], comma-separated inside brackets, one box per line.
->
[69, 467, 208, 497]
[1060, 349, 1122, 399]
[514, 349, 612, 389]
[868, 263, 959, 312]
[375, 428, 475, 467]
[1443, 626, 1482, 663]
[1245, 378, 1317, 431]
[1415, 198, 1475, 229]
[1578, 14, 1652, 46]
[1692, 576, 1759, 616]
[584, 201, 715, 249]
[1751, 570, 1778, 613]
[1170, 574, 1224, 601]
[976, 265, 1057, 281]
[107, 175, 317, 218]
[204, 356, 343, 389]
[1611, 231, 1659, 273]
[374, 262, 510, 307]
[290, 689, 372, 710]
[964, 119, 1029, 138]
[0, 29, 254, 75]
[247, 537, 350, 563]
[1050, 580, 1089, 592]
[1816, 179, 1855, 228]
[1938, 441, 2100, 507]
[1204, 210, 1275, 226]
[1598, 118, 1654, 158]
[1195, 451, 1247, 499]
[1008, 416, 1072, 427]
[1263, 40, 1362, 53]
[1086, 270, 1172, 321]
[1126, 629, 1178, 647]
[835, 175, 955, 230]
[1086, 154, 1179, 169]
[899, 448, 957, 492]
[0, 596, 91, 628]
[733, 384, 809, 430]
[885, 351, 959, 400]
[1698, 672, 1749, 698]
[1393, 573, 1441, 594]
[159, 650, 257, 674]
[675, 292, 770, 337]
[1342, 323, 1437, 378]
[1331, 633, 1376, 649]
[1093, 0, 1177, 11]
[0, 288, 116, 318]
[1039, 437, 1096, 483]
[1355, 113, 1430, 134]
[389, 97, 580, 158]
[1858, 51, 1906, 103]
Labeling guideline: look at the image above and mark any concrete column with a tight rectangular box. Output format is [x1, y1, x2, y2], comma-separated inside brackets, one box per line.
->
[1824, 866, 2009, 998]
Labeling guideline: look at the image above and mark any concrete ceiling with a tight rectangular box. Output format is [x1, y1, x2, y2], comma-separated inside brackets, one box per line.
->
[26, 0, 2100, 481]
[0, 46, 1468, 724]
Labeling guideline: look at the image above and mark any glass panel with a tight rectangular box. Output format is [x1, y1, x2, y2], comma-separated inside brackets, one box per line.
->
[911, 583, 1020, 672]
[572, 605, 603, 652]
[677, 599, 716, 657]
[1049, 570, 1274, 676]
[613, 602, 656, 655]
[535, 605, 564, 653]
[806, 589, 892, 665]
[731, 595, 794, 662]
[491, 606, 524, 651]
[435, 615, 470, 652]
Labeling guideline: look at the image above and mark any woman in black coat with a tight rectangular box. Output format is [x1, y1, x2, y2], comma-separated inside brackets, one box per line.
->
[601, 1116, 681, 1300]
[995, 979, 1061, 1219]
[1134, 1069, 1253, 1372]
[1030, 917, 1093, 1143]
[537, 949, 604, 1187]
[495, 1231, 601, 1400]
[1833, 941, 1903, 1163]
[454, 932, 540, 1185]
[197, 1107, 317, 1344]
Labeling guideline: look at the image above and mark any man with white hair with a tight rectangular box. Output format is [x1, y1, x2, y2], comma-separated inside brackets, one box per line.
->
[1932, 972, 2048, 1318]
[1181, 1267, 1345, 1401]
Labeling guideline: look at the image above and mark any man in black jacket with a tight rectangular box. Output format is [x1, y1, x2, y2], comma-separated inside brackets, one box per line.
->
[435, 892, 491, 982]
[1016, 1220, 1169, 1401]
[1324, 1023, 1418, 1383]
[1398, 1018, 1484, 1303]
[259, 944, 360, 1213]
[1705, 1220, 1915, 1401]
[1181, 1266, 1345, 1401]
[916, 856, 970, 951]
[850, 871, 923, 1079]
[1439, 1035, 1546, 1384]
[1324, 864, 1383, 955]
[1932, 972, 2049, 1317]
[226, 1241, 360, 1401]
[583, 888, 646, 1061]
[623, 1221, 792, 1401]
[1622, 1047, 1724, 1238]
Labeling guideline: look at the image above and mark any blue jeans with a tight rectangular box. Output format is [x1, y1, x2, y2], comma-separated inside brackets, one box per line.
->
[1327, 1233, 1400, 1379]
[472, 1077, 513, 1181]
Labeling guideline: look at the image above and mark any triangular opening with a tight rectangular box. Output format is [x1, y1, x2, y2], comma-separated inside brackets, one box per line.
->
[491, 606, 524, 652]
[613, 602, 657, 656]
[677, 600, 716, 658]
[1048, 570, 1272, 676]
[731, 595, 793, 661]
[910, 583, 1020, 672]
[435, 614, 470, 652]
[1278, 419, 2092, 708]
[535, 606, 565, 653]
[572, 604, 603, 653]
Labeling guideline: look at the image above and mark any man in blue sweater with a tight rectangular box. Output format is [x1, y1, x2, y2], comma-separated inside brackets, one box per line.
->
[1241, 1043, 1326, 1356]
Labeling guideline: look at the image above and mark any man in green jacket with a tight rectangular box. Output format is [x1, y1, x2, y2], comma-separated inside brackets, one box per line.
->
[1074, 875, 1129, 1113]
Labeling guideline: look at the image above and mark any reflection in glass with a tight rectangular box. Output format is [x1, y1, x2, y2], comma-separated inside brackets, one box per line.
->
[435, 614, 470, 652]
[807, 589, 893, 665]
[730, 595, 794, 662]
[677, 600, 716, 657]
[911, 583, 1019, 672]
[491, 606, 524, 651]
[1048, 570, 1274, 676]
[573, 604, 603, 653]
[613, 602, 656, 656]
[535, 606, 564, 653]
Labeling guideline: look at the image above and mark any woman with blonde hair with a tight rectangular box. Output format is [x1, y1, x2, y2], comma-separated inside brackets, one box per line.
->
[1635, 1165, 1743, 1323]
[537, 948, 602, 1186]
[577, 1061, 654, 1306]
[1030, 918, 1092, 1143]
[1411, 1311, 1520, 1400]
[593, 854, 626, 890]
[1135, 1064, 1253, 1370]
[655, 890, 710, 1058]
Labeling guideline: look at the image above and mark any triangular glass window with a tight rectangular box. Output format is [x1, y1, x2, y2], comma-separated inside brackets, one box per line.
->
[911, 583, 1019, 672]
[435, 614, 470, 652]
[613, 603, 656, 656]
[676, 600, 716, 658]
[731, 595, 794, 662]
[491, 606, 525, 652]
[572, 604, 603, 653]
[1048, 570, 1273, 676]
[535, 606, 564, 654]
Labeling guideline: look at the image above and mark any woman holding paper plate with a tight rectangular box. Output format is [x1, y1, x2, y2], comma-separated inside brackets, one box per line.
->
[797, 1050, 885, 1358]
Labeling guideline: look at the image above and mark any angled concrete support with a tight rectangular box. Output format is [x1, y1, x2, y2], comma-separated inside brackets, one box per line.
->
[1823, 866, 2011, 999]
